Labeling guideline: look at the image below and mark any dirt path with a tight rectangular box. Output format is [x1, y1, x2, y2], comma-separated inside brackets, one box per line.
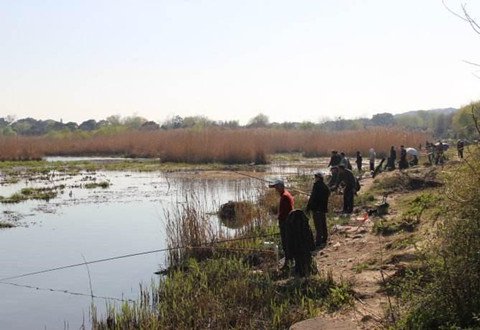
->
[292, 175, 407, 330]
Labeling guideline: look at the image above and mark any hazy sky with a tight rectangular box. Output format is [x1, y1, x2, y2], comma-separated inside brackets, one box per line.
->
[1, 0, 480, 124]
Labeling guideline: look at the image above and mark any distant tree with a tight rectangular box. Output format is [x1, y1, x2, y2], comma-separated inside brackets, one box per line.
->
[140, 121, 160, 131]
[299, 121, 316, 129]
[371, 112, 396, 126]
[182, 115, 215, 129]
[0, 118, 9, 128]
[161, 115, 184, 129]
[79, 119, 98, 131]
[11, 118, 38, 135]
[123, 115, 147, 129]
[452, 102, 480, 138]
[106, 115, 121, 126]
[217, 120, 239, 128]
[247, 113, 269, 128]
[65, 122, 78, 131]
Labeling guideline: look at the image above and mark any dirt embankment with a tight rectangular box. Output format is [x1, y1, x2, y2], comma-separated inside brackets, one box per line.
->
[292, 167, 444, 330]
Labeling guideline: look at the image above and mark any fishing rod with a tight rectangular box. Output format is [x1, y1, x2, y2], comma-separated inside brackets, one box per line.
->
[228, 169, 311, 196]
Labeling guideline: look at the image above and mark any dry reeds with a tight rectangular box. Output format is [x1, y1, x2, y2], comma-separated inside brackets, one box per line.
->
[0, 128, 429, 163]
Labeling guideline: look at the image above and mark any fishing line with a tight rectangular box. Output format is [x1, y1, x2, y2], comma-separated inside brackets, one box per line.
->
[0, 280, 134, 303]
[228, 169, 310, 196]
[0, 233, 280, 282]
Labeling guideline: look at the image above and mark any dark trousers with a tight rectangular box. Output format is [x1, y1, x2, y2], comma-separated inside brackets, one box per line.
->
[369, 161, 374, 172]
[313, 211, 328, 245]
[343, 188, 354, 214]
[458, 149, 464, 158]
[279, 220, 291, 260]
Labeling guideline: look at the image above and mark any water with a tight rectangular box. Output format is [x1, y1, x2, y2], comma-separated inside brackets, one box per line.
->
[0, 170, 261, 329]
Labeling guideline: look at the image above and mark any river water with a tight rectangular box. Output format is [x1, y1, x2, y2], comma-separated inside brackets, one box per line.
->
[0, 157, 326, 329]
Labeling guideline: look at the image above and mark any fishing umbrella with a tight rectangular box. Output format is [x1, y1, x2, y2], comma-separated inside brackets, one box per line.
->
[405, 148, 418, 157]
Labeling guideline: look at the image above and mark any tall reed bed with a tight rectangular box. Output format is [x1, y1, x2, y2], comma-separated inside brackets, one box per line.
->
[0, 128, 428, 163]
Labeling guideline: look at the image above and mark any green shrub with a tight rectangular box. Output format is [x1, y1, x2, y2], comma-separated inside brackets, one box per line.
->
[397, 149, 480, 329]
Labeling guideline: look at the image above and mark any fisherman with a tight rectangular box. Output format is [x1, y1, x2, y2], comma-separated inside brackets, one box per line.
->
[327, 166, 339, 189]
[385, 146, 396, 171]
[284, 210, 316, 277]
[398, 145, 409, 170]
[268, 179, 295, 270]
[355, 151, 363, 172]
[457, 139, 464, 159]
[426, 142, 435, 164]
[435, 141, 444, 165]
[327, 150, 342, 168]
[339, 152, 352, 170]
[305, 172, 330, 248]
[368, 148, 376, 175]
[328, 150, 342, 187]
[332, 164, 356, 214]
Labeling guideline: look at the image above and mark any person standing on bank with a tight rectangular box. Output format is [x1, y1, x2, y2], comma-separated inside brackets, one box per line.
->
[305, 172, 331, 249]
[399, 145, 409, 169]
[355, 151, 363, 172]
[457, 139, 464, 159]
[368, 148, 376, 175]
[268, 179, 294, 268]
[332, 164, 356, 214]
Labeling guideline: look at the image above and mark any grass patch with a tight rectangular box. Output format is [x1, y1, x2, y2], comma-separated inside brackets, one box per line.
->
[0, 185, 64, 203]
[84, 181, 110, 189]
[0, 222, 15, 228]
[93, 258, 353, 329]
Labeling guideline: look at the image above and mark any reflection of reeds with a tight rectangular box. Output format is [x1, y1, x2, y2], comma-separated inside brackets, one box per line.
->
[0, 128, 428, 163]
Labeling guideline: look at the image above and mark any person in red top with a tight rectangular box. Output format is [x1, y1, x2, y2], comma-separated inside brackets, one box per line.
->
[269, 179, 294, 269]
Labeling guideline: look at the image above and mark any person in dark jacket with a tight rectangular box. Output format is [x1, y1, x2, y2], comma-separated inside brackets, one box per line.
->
[306, 172, 331, 248]
[332, 164, 356, 214]
[399, 145, 409, 169]
[385, 146, 396, 171]
[269, 179, 294, 269]
[355, 151, 363, 172]
[327, 150, 342, 168]
[285, 209, 316, 277]
[457, 139, 464, 159]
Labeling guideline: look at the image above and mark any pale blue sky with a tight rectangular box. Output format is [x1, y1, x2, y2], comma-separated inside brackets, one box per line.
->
[1, 0, 480, 124]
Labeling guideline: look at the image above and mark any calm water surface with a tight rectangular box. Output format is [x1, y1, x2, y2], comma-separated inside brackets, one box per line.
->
[0, 156, 328, 329]
[0, 170, 262, 329]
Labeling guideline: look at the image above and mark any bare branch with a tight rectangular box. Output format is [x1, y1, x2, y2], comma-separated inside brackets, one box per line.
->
[442, 0, 469, 22]
[463, 60, 480, 67]
[462, 4, 480, 34]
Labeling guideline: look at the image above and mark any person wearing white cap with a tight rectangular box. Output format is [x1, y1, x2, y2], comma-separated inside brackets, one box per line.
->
[268, 179, 294, 269]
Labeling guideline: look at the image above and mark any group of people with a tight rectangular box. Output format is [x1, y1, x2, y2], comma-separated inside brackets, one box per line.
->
[268, 155, 358, 275]
[268, 140, 466, 275]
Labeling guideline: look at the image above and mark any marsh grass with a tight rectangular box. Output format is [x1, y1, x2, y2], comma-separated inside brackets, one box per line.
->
[92, 258, 353, 330]
[0, 185, 65, 203]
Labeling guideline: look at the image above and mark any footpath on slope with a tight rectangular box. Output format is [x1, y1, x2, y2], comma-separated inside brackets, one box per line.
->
[291, 173, 418, 330]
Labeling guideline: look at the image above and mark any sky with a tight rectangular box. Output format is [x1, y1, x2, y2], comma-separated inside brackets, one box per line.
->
[1, 0, 480, 125]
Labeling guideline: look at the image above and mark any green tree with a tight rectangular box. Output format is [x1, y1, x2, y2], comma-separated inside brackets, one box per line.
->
[452, 102, 480, 138]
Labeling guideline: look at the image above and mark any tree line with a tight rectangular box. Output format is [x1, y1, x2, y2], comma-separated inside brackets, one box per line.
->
[1, 102, 478, 139]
